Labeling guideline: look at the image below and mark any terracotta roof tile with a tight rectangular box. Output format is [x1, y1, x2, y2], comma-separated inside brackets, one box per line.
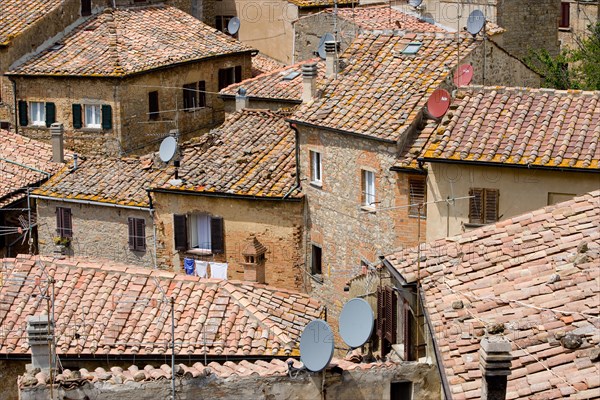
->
[222, 59, 325, 103]
[251, 53, 286, 77]
[333, 5, 448, 32]
[385, 190, 600, 399]
[0, 0, 63, 46]
[0, 255, 323, 358]
[287, 0, 356, 9]
[0, 130, 65, 206]
[162, 109, 301, 198]
[9, 6, 254, 77]
[421, 87, 600, 170]
[289, 32, 480, 142]
[33, 155, 170, 207]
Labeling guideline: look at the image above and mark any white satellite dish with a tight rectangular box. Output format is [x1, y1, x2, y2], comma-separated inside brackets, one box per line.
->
[467, 10, 485, 36]
[227, 17, 240, 35]
[317, 33, 334, 60]
[159, 136, 177, 163]
[339, 298, 374, 348]
[299, 320, 334, 372]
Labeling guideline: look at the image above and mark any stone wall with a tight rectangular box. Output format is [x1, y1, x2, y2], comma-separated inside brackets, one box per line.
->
[152, 191, 306, 291]
[298, 127, 426, 335]
[11, 53, 252, 156]
[19, 361, 441, 400]
[36, 199, 155, 267]
[425, 163, 600, 241]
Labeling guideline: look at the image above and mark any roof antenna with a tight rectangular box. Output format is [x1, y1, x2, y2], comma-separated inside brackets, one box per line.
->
[466, 10, 486, 85]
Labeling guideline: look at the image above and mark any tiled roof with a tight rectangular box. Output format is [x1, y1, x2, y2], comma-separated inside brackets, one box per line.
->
[289, 32, 480, 142]
[0, 130, 64, 206]
[0, 0, 62, 46]
[9, 6, 253, 77]
[0, 255, 323, 357]
[20, 358, 399, 388]
[385, 191, 600, 399]
[251, 53, 286, 77]
[287, 0, 356, 9]
[33, 155, 170, 208]
[161, 110, 301, 198]
[221, 59, 325, 103]
[421, 87, 600, 170]
[334, 5, 448, 32]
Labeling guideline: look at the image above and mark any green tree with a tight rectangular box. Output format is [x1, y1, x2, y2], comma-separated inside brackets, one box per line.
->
[526, 22, 600, 90]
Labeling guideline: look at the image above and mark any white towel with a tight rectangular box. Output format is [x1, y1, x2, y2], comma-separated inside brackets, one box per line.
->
[210, 262, 228, 280]
[195, 260, 208, 278]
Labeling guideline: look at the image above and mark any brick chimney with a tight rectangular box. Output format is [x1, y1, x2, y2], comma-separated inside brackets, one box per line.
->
[325, 41, 338, 78]
[301, 62, 318, 103]
[27, 315, 55, 372]
[236, 87, 249, 111]
[479, 336, 512, 400]
[241, 235, 267, 284]
[50, 123, 64, 163]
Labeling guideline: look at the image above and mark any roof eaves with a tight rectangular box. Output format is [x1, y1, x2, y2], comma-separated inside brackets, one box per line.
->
[419, 156, 600, 174]
[287, 118, 397, 144]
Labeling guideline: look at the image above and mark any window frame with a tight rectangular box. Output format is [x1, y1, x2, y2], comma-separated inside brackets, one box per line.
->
[173, 213, 224, 254]
[30, 101, 46, 126]
[408, 176, 427, 218]
[148, 91, 159, 120]
[311, 244, 322, 275]
[56, 207, 73, 238]
[218, 66, 242, 90]
[128, 217, 146, 251]
[468, 188, 499, 225]
[559, 2, 570, 29]
[182, 81, 207, 111]
[83, 104, 101, 128]
[310, 150, 322, 186]
[361, 169, 376, 208]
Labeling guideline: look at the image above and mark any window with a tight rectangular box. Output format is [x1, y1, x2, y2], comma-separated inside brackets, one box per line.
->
[311, 245, 322, 275]
[182, 81, 206, 110]
[84, 104, 101, 128]
[361, 170, 376, 207]
[173, 214, 224, 253]
[148, 91, 159, 120]
[401, 42, 422, 55]
[30, 102, 46, 126]
[81, 0, 91, 16]
[408, 176, 426, 218]
[56, 207, 73, 238]
[128, 217, 146, 251]
[218, 66, 242, 90]
[390, 381, 413, 400]
[73, 103, 112, 129]
[468, 188, 499, 225]
[376, 286, 397, 356]
[560, 2, 570, 29]
[310, 151, 322, 185]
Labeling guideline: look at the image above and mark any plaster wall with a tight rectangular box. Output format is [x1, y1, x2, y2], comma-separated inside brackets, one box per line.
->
[425, 162, 600, 241]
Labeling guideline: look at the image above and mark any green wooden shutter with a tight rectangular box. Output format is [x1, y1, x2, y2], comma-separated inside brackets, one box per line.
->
[45, 102, 56, 127]
[72, 104, 82, 129]
[101, 104, 112, 130]
[18, 101, 28, 126]
[210, 217, 224, 254]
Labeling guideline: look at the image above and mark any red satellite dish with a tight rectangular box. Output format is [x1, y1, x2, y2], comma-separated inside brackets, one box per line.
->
[453, 64, 474, 87]
[427, 89, 451, 118]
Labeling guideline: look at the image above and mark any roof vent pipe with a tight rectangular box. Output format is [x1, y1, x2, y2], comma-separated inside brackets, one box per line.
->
[301, 62, 318, 103]
[236, 87, 249, 111]
[50, 123, 64, 163]
[479, 336, 512, 400]
[325, 41, 338, 78]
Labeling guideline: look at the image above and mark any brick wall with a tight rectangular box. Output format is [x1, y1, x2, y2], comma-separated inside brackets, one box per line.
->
[298, 127, 426, 333]
[36, 199, 155, 267]
[152, 191, 306, 291]
[11, 53, 252, 156]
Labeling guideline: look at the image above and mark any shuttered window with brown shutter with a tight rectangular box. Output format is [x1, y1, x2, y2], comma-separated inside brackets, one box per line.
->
[128, 217, 146, 251]
[469, 188, 499, 224]
[56, 207, 73, 238]
[408, 176, 426, 218]
[210, 217, 224, 254]
[377, 286, 398, 354]
[173, 214, 188, 251]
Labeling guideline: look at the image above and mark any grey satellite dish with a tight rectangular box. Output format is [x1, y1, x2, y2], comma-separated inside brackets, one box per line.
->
[467, 10, 485, 35]
[227, 17, 240, 35]
[409, 0, 423, 7]
[339, 298, 374, 348]
[317, 33, 334, 59]
[299, 320, 334, 372]
[421, 13, 435, 24]
[159, 136, 177, 163]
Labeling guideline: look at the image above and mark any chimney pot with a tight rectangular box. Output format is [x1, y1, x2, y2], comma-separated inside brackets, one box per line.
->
[325, 41, 338, 78]
[301, 62, 318, 103]
[479, 336, 512, 400]
[27, 315, 55, 372]
[236, 87, 249, 111]
[50, 123, 64, 163]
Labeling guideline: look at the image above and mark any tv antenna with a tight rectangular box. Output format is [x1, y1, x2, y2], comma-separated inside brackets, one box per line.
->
[427, 89, 451, 118]
[317, 33, 334, 59]
[227, 17, 240, 36]
[339, 298, 374, 348]
[299, 319, 335, 372]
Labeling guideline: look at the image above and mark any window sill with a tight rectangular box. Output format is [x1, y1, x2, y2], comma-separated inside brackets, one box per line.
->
[183, 107, 207, 112]
[309, 181, 322, 189]
[408, 214, 427, 220]
[310, 274, 323, 284]
[361, 205, 377, 213]
[186, 248, 212, 256]
[78, 127, 107, 133]
[464, 222, 494, 229]
[558, 27, 571, 32]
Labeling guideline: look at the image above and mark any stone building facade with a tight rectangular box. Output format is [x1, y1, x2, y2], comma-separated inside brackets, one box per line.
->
[558, 0, 600, 51]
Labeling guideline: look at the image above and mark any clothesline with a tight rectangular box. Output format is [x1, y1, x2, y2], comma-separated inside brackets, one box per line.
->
[184, 258, 228, 280]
